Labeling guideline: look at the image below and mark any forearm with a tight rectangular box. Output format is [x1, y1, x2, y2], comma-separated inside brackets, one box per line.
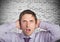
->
[0, 22, 16, 32]
[39, 21, 60, 40]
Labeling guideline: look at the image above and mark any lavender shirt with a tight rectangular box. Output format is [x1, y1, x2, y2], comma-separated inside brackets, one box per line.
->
[0, 21, 60, 42]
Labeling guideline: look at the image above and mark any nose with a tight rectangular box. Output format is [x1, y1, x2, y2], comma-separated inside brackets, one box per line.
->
[26, 22, 29, 28]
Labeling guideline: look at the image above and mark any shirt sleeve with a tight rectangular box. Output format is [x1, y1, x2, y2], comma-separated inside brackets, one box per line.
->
[39, 21, 60, 41]
[0, 22, 16, 32]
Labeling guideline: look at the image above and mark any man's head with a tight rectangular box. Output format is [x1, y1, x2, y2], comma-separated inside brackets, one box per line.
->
[19, 9, 37, 36]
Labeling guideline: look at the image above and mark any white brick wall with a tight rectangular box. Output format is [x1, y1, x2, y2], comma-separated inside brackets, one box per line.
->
[0, 0, 60, 32]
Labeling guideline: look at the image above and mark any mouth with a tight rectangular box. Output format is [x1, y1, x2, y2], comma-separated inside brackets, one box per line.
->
[25, 29, 31, 32]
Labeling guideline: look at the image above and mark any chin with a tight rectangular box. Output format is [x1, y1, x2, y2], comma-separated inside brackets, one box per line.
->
[25, 33, 32, 36]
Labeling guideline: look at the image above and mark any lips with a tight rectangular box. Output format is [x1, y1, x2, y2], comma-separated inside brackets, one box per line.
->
[26, 29, 31, 32]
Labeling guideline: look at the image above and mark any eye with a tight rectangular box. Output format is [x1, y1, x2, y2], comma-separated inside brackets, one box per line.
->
[22, 20, 26, 22]
[30, 20, 34, 22]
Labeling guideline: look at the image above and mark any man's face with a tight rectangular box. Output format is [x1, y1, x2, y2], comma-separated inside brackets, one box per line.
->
[20, 14, 37, 36]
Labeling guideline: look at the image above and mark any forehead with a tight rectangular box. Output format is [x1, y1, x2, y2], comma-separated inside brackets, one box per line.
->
[21, 14, 35, 20]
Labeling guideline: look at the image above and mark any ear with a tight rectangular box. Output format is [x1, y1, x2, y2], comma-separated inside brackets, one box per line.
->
[36, 19, 40, 28]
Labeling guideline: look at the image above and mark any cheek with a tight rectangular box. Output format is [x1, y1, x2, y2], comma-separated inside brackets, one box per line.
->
[30, 24, 36, 29]
[20, 23, 26, 29]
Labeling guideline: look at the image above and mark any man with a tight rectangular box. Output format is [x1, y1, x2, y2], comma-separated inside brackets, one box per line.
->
[0, 9, 60, 42]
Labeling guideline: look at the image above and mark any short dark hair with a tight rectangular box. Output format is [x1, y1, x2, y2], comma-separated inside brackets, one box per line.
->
[19, 9, 37, 24]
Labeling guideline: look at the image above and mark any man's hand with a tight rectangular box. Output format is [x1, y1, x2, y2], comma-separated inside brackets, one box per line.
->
[16, 20, 20, 29]
[36, 19, 41, 28]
